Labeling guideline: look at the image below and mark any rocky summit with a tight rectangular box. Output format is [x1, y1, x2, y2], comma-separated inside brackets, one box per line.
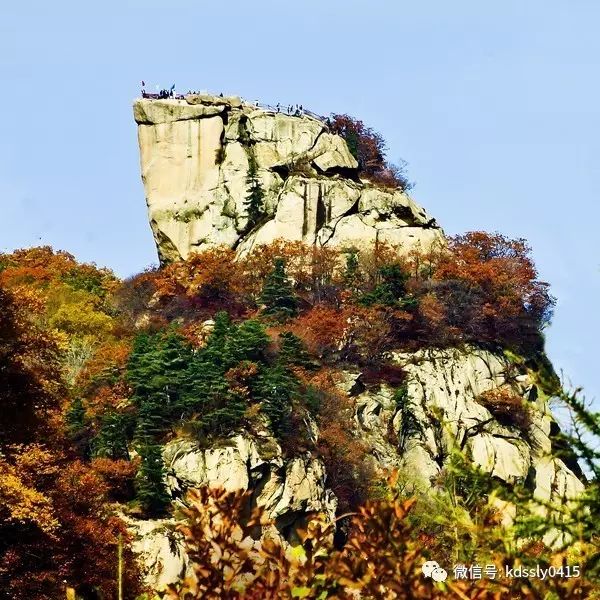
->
[134, 94, 443, 263]
[129, 94, 585, 592]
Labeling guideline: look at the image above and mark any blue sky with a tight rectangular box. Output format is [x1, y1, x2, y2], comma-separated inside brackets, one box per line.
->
[1, 1, 598, 405]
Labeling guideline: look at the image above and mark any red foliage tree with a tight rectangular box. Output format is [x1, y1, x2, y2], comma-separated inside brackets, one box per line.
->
[433, 232, 555, 350]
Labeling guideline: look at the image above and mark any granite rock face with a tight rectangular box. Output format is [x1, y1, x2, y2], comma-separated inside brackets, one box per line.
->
[134, 95, 443, 263]
[127, 347, 582, 590]
[348, 347, 583, 502]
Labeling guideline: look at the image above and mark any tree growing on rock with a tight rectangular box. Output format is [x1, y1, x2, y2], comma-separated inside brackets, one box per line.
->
[244, 154, 265, 228]
[254, 361, 296, 438]
[329, 114, 412, 190]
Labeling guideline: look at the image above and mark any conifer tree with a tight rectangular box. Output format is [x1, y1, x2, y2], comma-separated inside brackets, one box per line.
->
[255, 361, 296, 438]
[200, 390, 247, 437]
[203, 311, 231, 364]
[342, 249, 361, 293]
[127, 331, 156, 397]
[183, 312, 231, 413]
[359, 263, 415, 308]
[181, 312, 247, 435]
[135, 442, 170, 516]
[66, 397, 86, 438]
[244, 154, 265, 228]
[128, 328, 192, 422]
[279, 331, 313, 369]
[226, 319, 269, 364]
[182, 351, 229, 421]
[66, 397, 90, 456]
[260, 258, 298, 320]
[93, 411, 130, 459]
[153, 329, 192, 415]
[135, 396, 168, 443]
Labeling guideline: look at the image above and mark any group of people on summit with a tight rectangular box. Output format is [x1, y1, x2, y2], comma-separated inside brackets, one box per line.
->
[274, 103, 304, 116]
[140, 82, 310, 118]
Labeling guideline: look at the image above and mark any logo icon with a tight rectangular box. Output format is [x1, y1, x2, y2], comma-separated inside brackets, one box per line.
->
[421, 560, 448, 582]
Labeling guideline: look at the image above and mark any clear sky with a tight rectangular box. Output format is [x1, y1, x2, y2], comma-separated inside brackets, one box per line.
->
[1, 1, 598, 405]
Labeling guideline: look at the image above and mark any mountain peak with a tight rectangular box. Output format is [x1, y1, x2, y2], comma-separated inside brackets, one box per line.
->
[134, 94, 443, 263]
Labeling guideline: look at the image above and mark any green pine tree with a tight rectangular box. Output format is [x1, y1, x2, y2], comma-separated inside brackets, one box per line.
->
[128, 328, 192, 422]
[127, 332, 156, 397]
[342, 249, 361, 292]
[226, 319, 269, 364]
[182, 352, 229, 423]
[203, 311, 232, 363]
[181, 312, 248, 436]
[359, 263, 416, 308]
[244, 154, 264, 227]
[260, 258, 298, 320]
[153, 329, 192, 415]
[254, 362, 296, 438]
[66, 397, 86, 438]
[93, 411, 131, 459]
[135, 397, 167, 443]
[200, 390, 247, 437]
[135, 442, 170, 516]
[279, 331, 314, 369]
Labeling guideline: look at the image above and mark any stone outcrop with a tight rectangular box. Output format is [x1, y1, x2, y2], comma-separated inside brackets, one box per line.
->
[162, 435, 337, 528]
[121, 515, 193, 592]
[134, 95, 443, 263]
[127, 431, 336, 591]
[128, 347, 583, 590]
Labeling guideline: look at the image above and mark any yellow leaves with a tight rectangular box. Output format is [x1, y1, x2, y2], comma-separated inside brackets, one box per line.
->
[0, 458, 59, 535]
[46, 285, 113, 338]
[290, 544, 307, 561]
[291, 586, 312, 598]
[9, 443, 59, 479]
[7, 284, 47, 314]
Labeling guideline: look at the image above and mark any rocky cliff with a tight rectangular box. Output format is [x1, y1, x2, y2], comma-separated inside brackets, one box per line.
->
[126, 345, 583, 590]
[134, 94, 443, 263]
[131, 94, 583, 591]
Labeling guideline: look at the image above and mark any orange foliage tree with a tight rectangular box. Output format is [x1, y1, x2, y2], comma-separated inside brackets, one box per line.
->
[167, 484, 593, 599]
[432, 232, 555, 350]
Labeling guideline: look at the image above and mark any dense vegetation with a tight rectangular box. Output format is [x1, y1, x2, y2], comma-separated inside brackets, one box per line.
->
[0, 236, 598, 599]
